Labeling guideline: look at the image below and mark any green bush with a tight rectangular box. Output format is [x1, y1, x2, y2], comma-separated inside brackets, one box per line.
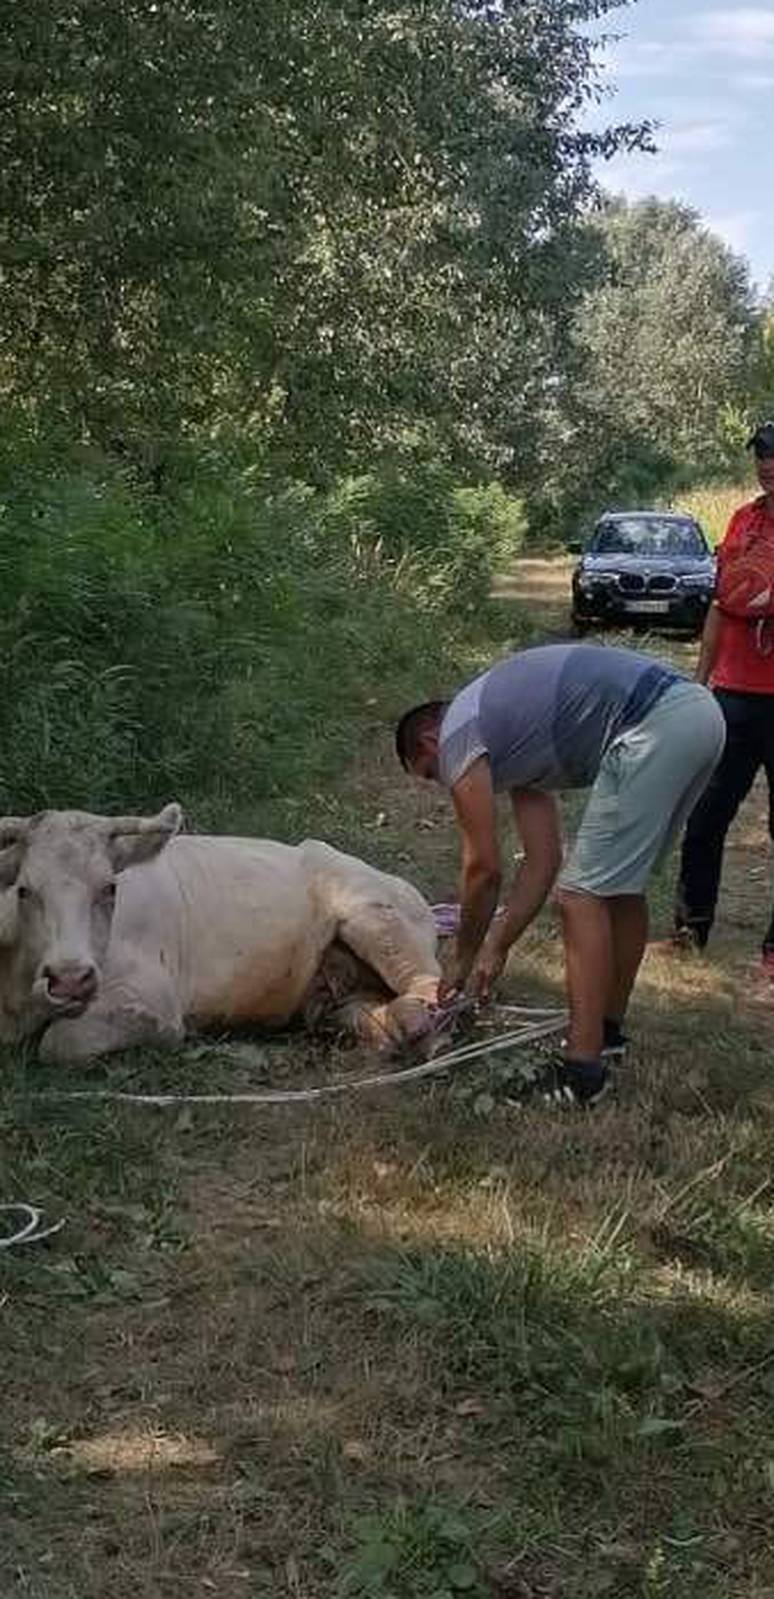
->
[0, 427, 516, 824]
[320, 465, 526, 616]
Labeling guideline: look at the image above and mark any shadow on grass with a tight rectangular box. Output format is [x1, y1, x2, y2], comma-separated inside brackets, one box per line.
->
[5, 1193, 774, 1598]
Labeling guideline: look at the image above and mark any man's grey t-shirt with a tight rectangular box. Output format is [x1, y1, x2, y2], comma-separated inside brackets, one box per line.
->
[438, 644, 680, 793]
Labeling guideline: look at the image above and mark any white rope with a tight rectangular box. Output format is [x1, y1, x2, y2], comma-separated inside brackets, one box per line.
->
[5, 1008, 563, 1248]
[0, 1202, 66, 1251]
[32, 1008, 566, 1107]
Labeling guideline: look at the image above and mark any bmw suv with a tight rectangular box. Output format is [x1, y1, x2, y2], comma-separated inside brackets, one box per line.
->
[570, 511, 715, 636]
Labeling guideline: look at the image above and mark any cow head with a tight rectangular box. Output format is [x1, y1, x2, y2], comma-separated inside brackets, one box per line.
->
[0, 804, 182, 1018]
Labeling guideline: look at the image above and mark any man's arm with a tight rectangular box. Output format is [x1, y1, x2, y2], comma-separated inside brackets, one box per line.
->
[695, 601, 722, 685]
[465, 789, 562, 1000]
[490, 788, 562, 952]
[449, 758, 502, 989]
[697, 510, 736, 686]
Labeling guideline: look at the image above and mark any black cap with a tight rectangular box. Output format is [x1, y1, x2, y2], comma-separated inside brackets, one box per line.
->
[747, 420, 774, 457]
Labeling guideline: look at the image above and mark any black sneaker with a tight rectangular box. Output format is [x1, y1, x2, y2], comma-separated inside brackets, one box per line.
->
[652, 926, 705, 956]
[538, 1056, 610, 1109]
[561, 1019, 628, 1061]
[602, 1017, 628, 1060]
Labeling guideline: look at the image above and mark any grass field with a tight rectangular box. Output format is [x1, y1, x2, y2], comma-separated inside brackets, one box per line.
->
[4, 569, 774, 1599]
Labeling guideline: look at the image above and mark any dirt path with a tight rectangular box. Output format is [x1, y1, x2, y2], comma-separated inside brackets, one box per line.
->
[492, 553, 575, 621]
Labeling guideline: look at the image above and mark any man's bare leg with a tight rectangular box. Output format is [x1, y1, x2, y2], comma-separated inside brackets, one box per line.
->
[558, 889, 613, 1059]
[607, 894, 649, 1024]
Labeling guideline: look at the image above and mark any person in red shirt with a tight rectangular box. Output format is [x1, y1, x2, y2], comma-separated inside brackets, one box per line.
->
[670, 420, 774, 967]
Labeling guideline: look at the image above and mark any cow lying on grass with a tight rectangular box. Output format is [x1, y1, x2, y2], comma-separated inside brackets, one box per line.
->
[0, 805, 441, 1063]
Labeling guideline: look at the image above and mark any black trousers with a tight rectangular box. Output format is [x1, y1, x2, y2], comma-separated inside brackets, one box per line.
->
[675, 688, 774, 951]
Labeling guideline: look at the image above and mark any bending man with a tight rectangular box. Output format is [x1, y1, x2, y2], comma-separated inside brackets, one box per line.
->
[395, 643, 724, 1106]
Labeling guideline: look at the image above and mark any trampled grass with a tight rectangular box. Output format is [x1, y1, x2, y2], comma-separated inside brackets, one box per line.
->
[4, 559, 774, 1597]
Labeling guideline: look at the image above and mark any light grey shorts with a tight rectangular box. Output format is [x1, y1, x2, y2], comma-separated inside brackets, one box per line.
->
[558, 680, 726, 898]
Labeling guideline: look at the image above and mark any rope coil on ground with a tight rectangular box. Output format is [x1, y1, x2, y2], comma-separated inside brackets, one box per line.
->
[0, 1203, 66, 1251]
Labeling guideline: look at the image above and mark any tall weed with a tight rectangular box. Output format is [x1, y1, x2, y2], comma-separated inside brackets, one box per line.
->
[670, 478, 756, 546]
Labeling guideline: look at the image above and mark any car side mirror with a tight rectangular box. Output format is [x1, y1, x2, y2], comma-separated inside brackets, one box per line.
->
[566, 539, 583, 555]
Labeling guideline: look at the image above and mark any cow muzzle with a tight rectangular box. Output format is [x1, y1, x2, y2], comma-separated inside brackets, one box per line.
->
[42, 962, 98, 1012]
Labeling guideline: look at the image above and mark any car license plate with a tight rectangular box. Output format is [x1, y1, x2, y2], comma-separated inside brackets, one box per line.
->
[624, 599, 670, 614]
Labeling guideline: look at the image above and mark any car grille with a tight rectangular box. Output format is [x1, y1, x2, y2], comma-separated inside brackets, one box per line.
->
[616, 573, 677, 595]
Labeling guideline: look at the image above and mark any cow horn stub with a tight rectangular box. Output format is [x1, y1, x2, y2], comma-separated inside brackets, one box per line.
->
[0, 818, 31, 889]
[106, 802, 184, 840]
[103, 803, 184, 874]
[0, 818, 31, 848]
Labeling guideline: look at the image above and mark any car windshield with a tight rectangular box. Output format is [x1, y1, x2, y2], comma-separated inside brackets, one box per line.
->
[591, 518, 706, 557]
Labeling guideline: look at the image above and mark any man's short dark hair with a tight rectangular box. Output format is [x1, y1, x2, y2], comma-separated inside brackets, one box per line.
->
[747, 420, 774, 458]
[394, 701, 448, 770]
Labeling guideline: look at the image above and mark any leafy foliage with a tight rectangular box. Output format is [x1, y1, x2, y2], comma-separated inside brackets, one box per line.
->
[580, 200, 754, 467]
[1, 0, 650, 480]
[340, 1502, 486, 1597]
[0, 422, 516, 819]
[750, 299, 774, 425]
[528, 198, 760, 540]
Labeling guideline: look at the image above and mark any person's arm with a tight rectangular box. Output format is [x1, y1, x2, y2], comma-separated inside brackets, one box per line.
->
[468, 789, 562, 999]
[697, 512, 736, 685]
[695, 601, 722, 685]
[448, 758, 502, 990]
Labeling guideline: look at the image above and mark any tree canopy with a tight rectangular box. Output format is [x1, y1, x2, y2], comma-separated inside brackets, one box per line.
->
[526, 196, 760, 534]
[1, 0, 650, 478]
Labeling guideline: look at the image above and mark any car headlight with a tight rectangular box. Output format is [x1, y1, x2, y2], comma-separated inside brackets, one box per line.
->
[680, 575, 713, 592]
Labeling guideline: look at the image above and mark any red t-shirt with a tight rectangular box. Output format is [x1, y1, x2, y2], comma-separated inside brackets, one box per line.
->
[712, 498, 774, 694]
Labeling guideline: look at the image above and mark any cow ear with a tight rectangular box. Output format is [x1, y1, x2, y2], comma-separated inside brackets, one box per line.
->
[0, 819, 30, 889]
[106, 803, 183, 873]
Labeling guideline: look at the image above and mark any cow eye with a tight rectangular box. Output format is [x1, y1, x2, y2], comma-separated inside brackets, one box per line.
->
[17, 884, 30, 901]
[100, 882, 117, 902]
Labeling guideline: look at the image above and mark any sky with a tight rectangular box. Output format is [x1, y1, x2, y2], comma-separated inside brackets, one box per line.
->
[588, 0, 774, 294]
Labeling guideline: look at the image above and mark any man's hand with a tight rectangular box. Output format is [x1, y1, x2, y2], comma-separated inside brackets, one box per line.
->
[437, 975, 462, 1007]
[468, 940, 507, 1003]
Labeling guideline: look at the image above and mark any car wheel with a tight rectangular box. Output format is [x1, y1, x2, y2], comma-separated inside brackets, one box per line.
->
[571, 615, 592, 637]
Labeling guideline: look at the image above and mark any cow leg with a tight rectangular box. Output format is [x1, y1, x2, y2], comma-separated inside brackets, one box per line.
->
[300, 941, 425, 1052]
[334, 905, 441, 1048]
[336, 903, 439, 995]
[332, 991, 434, 1051]
[302, 939, 388, 1028]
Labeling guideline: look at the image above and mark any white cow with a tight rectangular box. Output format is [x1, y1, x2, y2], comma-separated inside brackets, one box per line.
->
[0, 805, 442, 1063]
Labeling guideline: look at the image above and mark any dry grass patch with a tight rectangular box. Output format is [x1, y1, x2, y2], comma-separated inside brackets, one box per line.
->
[671, 481, 755, 547]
